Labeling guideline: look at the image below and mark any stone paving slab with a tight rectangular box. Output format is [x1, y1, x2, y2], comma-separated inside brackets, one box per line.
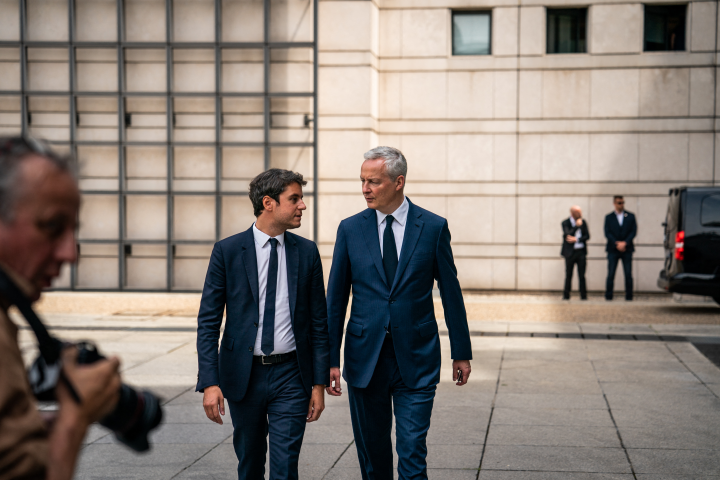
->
[16, 309, 716, 479]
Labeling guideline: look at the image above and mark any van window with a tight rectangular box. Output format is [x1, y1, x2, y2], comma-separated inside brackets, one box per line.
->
[700, 195, 720, 227]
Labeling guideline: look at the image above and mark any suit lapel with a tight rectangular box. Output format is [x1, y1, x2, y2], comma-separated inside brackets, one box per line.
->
[360, 210, 389, 288]
[240, 228, 259, 306]
[391, 202, 424, 293]
[285, 233, 299, 323]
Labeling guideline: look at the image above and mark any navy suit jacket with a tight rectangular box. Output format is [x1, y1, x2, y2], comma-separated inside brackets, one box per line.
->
[327, 199, 472, 390]
[196, 227, 330, 402]
[604, 211, 637, 253]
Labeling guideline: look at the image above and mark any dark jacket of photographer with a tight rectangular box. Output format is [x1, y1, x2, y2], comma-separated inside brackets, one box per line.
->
[0, 267, 47, 480]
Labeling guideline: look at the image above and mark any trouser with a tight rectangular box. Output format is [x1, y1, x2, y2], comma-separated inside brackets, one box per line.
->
[348, 335, 436, 480]
[563, 249, 587, 299]
[226, 358, 309, 480]
[606, 251, 633, 300]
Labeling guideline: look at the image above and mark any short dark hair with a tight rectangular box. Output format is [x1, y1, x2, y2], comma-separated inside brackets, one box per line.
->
[248, 169, 307, 217]
[0, 136, 77, 223]
[613, 195, 624, 201]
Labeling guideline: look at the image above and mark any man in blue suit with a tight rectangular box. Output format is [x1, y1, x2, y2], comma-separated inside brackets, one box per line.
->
[196, 169, 329, 479]
[326, 146, 473, 480]
[604, 195, 638, 301]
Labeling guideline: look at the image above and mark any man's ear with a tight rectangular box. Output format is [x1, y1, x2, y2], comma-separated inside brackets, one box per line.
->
[262, 195, 275, 213]
[395, 175, 405, 191]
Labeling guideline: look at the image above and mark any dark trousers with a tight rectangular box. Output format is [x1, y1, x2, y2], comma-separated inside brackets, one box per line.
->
[226, 359, 309, 480]
[348, 336, 436, 480]
[606, 251, 633, 300]
[563, 249, 587, 299]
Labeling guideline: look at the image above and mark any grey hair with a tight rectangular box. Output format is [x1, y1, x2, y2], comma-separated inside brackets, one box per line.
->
[248, 168, 307, 217]
[363, 146, 407, 181]
[0, 136, 78, 223]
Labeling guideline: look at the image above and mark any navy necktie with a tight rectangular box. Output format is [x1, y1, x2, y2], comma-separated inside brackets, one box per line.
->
[383, 215, 398, 286]
[261, 238, 279, 355]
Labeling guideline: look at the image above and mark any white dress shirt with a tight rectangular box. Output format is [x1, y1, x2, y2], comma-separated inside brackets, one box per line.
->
[252, 224, 295, 356]
[616, 211, 624, 227]
[377, 196, 409, 259]
[569, 216, 584, 249]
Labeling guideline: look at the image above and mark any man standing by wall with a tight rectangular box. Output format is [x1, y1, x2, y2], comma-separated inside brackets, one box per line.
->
[196, 169, 329, 479]
[326, 146, 473, 480]
[604, 195, 637, 301]
[561, 205, 590, 300]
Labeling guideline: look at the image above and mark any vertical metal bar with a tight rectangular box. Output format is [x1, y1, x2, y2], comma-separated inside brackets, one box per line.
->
[312, 0, 318, 243]
[263, 0, 270, 171]
[20, 0, 28, 137]
[215, 0, 222, 242]
[68, 0, 77, 289]
[117, 0, 126, 289]
[166, 0, 173, 291]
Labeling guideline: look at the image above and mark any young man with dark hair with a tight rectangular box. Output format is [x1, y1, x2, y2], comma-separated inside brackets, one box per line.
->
[604, 195, 637, 300]
[196, 168, 329, 480]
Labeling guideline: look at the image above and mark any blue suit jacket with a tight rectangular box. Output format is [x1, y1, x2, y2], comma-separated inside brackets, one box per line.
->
[604, 211, 637, 253]
[196, 227, 330, 402]
[327, 199, 472, 390]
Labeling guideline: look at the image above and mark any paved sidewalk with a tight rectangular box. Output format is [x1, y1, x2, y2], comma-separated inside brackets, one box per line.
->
[15, 308, 720, 479]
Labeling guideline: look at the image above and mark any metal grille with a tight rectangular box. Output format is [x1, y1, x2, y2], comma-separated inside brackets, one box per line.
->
[0, 0, 318, 292]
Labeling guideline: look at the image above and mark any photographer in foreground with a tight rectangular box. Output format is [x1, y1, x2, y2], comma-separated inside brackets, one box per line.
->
[0, 137, 121, 480]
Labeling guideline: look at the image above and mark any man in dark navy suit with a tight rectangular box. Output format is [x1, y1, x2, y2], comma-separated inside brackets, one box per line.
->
[561, 205, 590, 300]
[604, 195, 638, 301]
[326, 146, 473, 480]
[195, 169, 329, 479]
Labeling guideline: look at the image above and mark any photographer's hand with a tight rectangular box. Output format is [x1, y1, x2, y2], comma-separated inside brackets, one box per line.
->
[47, 347, 121, 480]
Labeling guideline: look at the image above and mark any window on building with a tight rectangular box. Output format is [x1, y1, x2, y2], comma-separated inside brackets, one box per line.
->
[546, 8, 587, 54]
[452, 11, 492, 55]
[644, 4, 686, 51]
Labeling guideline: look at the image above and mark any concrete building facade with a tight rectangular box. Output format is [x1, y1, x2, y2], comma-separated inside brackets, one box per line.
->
[0, 0, 718, 293]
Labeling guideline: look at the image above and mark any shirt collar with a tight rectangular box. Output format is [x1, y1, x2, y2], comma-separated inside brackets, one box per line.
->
[252, 223, 285, 248]
[569, 216, 576, 227]
[376, 197, 409, 227]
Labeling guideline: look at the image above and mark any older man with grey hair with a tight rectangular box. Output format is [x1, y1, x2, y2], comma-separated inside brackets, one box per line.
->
[0, 136, 121, 480]
[326, 146, 472, 480]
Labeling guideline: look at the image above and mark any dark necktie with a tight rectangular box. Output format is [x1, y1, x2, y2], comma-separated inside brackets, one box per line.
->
[261, 238, 278, 355]
[383, 215, 398, 286]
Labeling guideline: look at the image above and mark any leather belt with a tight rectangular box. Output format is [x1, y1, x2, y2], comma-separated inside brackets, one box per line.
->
[252, 350, 297, 365]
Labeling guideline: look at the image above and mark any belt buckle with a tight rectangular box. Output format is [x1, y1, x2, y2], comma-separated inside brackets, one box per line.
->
[261, 355, 272, 365]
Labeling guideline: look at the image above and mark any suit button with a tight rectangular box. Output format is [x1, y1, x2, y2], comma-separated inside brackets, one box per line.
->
[248, 347, 252, 352]
[389, 299, 395, 304]
[254, 322, 258, 327]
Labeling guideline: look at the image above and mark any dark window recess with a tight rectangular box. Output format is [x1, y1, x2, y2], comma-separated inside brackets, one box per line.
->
[547, 8, 587, 54]
[644, 4, 686, 51]
[452, 11, 492, 55]
[700, 195, 720, 227]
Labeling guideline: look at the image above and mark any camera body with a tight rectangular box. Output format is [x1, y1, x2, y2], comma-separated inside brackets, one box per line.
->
[29, 341, 163, 452]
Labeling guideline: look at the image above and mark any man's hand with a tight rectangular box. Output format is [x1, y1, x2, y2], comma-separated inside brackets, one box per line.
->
[616, 241, 627, 252]
[576, 218, 583, 226]
[453, 360, 471, 387]
[566, 235, 577, 243]
[48, 347, 122, 480]
[203, 385, 225, 425]
[58, 346, 121, 424]
[307, 385, 325, 423]
[326, 367, 342, 396]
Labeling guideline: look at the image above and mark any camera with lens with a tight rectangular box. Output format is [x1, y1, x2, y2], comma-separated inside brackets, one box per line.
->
[28, 340, 163, 452]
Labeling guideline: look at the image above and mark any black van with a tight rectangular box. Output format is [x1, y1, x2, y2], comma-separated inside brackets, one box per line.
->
[657, 187, 720, 305]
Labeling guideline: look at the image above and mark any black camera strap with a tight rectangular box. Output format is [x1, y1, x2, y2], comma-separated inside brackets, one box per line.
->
[0, 268, 81, 404]
[0, 268, 62, 362]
